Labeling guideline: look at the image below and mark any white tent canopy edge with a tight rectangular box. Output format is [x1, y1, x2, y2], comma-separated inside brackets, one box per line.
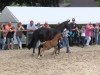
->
[0, 6, 100, 24]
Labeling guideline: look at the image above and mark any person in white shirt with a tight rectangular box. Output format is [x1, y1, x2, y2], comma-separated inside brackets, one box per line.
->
[60, 28, 71, 53]
[80, 26, 86, 47]
[27, 20, 38, 45]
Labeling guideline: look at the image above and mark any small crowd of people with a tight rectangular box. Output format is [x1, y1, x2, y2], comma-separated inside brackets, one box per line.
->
[0, 20, 50, 50]
[60, 18, 100, 53]
[0, 18, 100, 52]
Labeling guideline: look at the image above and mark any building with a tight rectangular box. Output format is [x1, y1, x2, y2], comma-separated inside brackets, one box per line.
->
[68, 0, 97, 7]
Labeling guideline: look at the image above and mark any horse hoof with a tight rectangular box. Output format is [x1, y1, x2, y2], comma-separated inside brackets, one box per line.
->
[66, 51, 71, 53]
[38, 55, 42, 58]
[38, 56, 40, 58]
[40, 55, 42, 56]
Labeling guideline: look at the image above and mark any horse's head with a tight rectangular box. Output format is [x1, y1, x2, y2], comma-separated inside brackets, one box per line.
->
[64, 20, 71, 30]
[58, 20, 70, 32]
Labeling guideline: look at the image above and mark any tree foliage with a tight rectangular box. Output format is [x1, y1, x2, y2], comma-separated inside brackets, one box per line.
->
[0, 0, 14, 11]
[0, 0, 59, 11]
[95, 0, 100, 6]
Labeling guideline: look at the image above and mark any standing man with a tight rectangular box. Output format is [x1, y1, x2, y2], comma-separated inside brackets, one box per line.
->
[70, 18, 79, 46]
[27, 20, 38, 45]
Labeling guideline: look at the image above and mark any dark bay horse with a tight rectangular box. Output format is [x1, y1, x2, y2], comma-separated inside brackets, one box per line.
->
[27, 21, 70, 54]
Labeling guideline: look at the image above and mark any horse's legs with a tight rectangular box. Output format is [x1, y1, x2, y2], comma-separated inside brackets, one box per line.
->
[32, 40, 38, 54]
[52, 48, 55, 55]
[57, 42, 61, 54]
[52, 46, 59, 55]
[38, 49, 43, 58]
[38, 44, 44, 58]
[41, 49, 44, 57]
[38, 45, 43, 56]
[52, 47, 57, 55]
[33, 48, 35, 54]
[52, 40, 61, 55]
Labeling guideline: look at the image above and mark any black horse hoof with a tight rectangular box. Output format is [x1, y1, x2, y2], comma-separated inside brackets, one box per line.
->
[66, 51, 71, 53]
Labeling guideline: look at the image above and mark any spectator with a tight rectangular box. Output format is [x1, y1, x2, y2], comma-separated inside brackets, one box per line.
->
[5, 22, 15, 49]
[16, 22, 25, 49]
[94, 23, 100, 45]
[85, 22, 94, 46]
[2, 25, 8, 50]
[27, 20, 38, 45]
[42, 22, 51, 28]
[80, 26, 86, 47]
[69, 18, 79, 46]
[0, 23, 3, 49]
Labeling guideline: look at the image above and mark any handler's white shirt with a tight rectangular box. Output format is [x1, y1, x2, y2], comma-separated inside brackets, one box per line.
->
[27, 24, 38, 34]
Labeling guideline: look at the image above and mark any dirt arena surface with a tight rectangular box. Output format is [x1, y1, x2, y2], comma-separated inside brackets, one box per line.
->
[0, 45, 100, 75]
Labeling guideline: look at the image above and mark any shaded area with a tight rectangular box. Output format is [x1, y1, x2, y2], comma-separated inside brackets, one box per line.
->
[70, 0, 97, 7]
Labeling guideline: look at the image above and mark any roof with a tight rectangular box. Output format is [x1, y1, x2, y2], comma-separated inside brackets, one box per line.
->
[70, 0, 96, 7]
[0, 6, 100, 24]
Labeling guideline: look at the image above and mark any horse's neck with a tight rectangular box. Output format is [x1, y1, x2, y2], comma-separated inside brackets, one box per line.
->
[56, 25, 65, 32]
[56, 21, 68, 32]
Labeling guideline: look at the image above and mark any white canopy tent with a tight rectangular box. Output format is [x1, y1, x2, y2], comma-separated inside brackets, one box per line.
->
[0, 6, 100, 24]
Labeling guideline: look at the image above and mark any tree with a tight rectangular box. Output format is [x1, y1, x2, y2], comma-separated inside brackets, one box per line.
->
[95, 0, 100, 6]
[0, 0, 60, 11]
[0, 0, 14, 11]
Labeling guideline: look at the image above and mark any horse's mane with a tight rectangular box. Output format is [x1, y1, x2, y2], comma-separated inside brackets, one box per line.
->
[38, 21, 69, 32]
[56, 21, 69, 32]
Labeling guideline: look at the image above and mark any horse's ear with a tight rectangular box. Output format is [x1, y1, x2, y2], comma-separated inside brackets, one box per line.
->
[67, 19, 70, 23]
